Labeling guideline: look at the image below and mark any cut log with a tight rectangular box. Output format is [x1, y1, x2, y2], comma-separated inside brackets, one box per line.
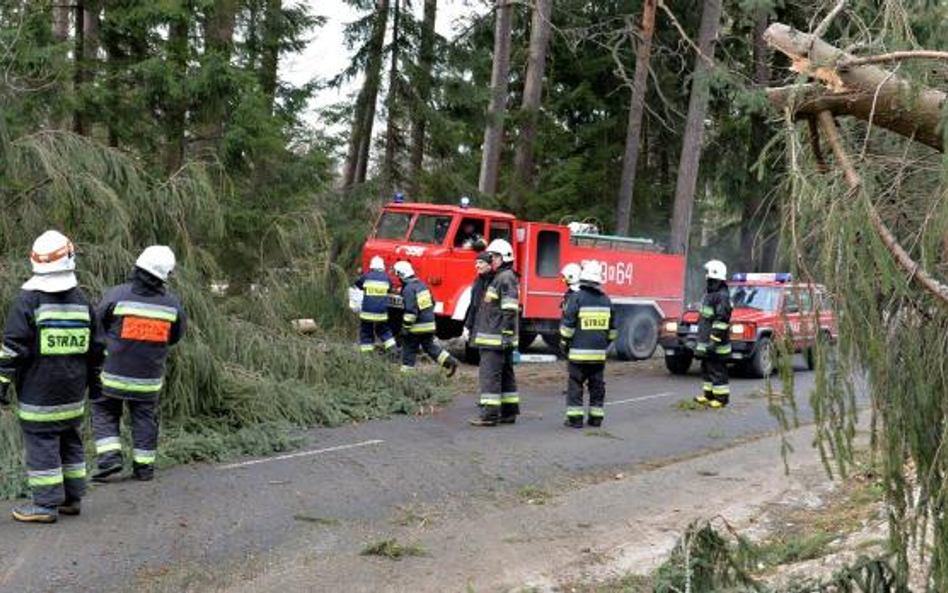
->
[764, 23, 946, 152]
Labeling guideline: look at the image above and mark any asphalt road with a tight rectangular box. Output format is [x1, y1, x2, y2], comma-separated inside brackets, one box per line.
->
[0, 356, 836, 592]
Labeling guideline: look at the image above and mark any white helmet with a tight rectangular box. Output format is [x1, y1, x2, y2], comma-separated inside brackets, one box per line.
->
[393, 261, 415, 279]
[579, 262, 603, 285]
[369, 256, 385, 271]
[30, 230, 75, 275]
[22, 230, 78, 293]
[704, 259, 727, 281]
[136, 245, 176, 282]
[485, 238, 514, 263]
[561, 263, 581, 287]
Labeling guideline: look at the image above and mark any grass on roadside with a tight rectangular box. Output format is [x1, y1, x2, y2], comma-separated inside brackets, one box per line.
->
[361, 538, 427, 560]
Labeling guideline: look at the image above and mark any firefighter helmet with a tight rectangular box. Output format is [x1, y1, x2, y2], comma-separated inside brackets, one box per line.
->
[369, 256, 385, 271]
[704, 259, 727, 281]
[30, 230, 75, 275]
[393, 261, 415, 279]
[485, 238, 514, 263]
[136, 245, 176, 282]
[561, 263, 581, 287]
[579, 262, 603, 285]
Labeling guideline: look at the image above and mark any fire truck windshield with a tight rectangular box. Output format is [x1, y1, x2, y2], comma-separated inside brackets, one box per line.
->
[730, 286, 781, 311]
[408, 214, 453, 245]
[376, 211, 413, 240]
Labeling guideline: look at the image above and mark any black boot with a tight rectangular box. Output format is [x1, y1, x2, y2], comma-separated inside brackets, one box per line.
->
[586, 417, 603, 428]
[469, 406, 499, 427]
[133, 465, 154, 482]
[91, 461, 123, 482]
[564, 416, 584, 429]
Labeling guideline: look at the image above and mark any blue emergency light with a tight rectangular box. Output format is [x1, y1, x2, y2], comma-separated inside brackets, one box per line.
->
[732, 273, 792, 283]
[393, 191, 405, 203]
[460, 196, 471, 209]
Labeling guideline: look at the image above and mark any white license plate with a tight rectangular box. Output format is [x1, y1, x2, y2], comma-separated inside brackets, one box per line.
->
[688, 325, 698, 333]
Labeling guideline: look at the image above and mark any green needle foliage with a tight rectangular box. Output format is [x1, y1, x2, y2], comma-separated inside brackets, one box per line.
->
[0, 129, 450, 499]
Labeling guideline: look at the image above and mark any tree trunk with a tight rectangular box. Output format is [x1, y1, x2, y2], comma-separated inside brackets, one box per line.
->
[194, 0, 238, 158]
[382, 0, 403, 194]
[52, 2, 70, 41]
[764, 24, 946, 151]
[408, 0, 437, 196]
[477, 0, 514, 197]
[342, 0, 390, 188]
[615, 0, 656, 236]
[163, 8, 189, 174]
[510, 0, 552, 216]
[668, 0, 722, 256]
[260, 0, 282, 114]
[72, 0, 87, 135]
[738, 9, 770, 271]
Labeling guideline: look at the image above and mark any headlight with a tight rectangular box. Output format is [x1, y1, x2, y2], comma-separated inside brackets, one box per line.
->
[731, 324, 745, 336]
[663, 321, 679, 333]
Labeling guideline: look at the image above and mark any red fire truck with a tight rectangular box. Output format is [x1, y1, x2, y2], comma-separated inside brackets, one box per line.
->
[360, 200, 686, 360]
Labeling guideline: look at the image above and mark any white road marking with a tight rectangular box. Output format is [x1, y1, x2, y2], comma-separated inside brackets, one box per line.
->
[219, 439, 385, 470]
[605, 392, 677, 406]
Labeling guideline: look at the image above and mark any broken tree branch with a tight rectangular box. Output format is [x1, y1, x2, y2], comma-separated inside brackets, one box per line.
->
[815, 110, 948, 307]
[764, 23, 946, 152]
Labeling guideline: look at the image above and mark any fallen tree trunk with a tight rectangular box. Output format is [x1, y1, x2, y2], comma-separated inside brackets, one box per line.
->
[764, 23, 946, 152]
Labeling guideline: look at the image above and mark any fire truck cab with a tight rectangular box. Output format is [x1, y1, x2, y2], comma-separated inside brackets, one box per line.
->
[361, 201, 686, 361]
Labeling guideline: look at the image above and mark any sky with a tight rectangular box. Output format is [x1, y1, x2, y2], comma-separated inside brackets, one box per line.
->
[282, 0, 487, 124]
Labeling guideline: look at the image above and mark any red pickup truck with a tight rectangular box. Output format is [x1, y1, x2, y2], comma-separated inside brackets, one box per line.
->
[658, 273, 838, 377]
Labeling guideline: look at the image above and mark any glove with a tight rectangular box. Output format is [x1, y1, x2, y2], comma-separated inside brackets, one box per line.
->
[0, 382, 10, 408]
[502, 331, 515, 350]
[560, 340, 570, 355]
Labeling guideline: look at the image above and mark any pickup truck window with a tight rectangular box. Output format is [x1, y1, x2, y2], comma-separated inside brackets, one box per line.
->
[409, 214, 453, 245]
[455, 217, 486, 249]
[376, 212, 413, 240]
[730, 286, 780, 311]
[490, 221, 512, 243]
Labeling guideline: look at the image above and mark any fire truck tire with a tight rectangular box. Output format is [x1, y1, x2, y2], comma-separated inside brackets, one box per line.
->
[614, 310, 659, 361]
[748, 336, 775, 378]
[664, 353, 692, 375]
[519, 331, 537, 351]
[541, 333, 564, 357]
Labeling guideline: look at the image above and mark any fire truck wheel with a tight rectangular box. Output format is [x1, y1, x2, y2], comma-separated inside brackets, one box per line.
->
[541, 333, 564, 357]
[748, 336, 775, 378]
[614, 310, 659, 361]
[664, 353, 692, 375]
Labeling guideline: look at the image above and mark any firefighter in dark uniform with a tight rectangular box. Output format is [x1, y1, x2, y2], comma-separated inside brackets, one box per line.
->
[353, 256, 396, 354]
[463, 251, 494, 343]
[91, 246, 187, 482]
[695, 259, 732, 409]
[559, 262, 617, 427]
[0, 230, 105, 523]
[470, 239, 520, 426]
[559, 263, 581, 315]
[393, 261, 458, 376]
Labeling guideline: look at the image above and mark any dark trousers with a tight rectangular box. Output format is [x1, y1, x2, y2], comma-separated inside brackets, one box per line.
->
[566, 362, 606, 423]
[478, 348, 519, 419]
[700, 354, 730, 404]
[91, 396, 159, 475]
[401, 332, 450, 369]
[359, 320, 395, 352]
[22, 425, 86, 508]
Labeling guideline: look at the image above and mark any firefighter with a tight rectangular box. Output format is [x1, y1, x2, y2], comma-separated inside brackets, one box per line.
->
[394, 261, 458, 376]
[462, 251, 494, 343]
[695, 259, 732, 409]
[0, 231, 105, 523]
[559, 262, 617, 428]
[353, 256, 396, 354]
[91, 246, 187, 482]
[469, 239, 520, 427]
[560, 263, 581, 313]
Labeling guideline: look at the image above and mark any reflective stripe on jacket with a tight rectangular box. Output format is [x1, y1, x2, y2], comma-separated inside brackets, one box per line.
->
[400, 277, 436, 334]
[354, 270, 391, 322]
[0, 287, 105, 431]
[696, 280, 732, 355]
[473, 265, 519, 350]
[98, 269, 186, 401]
[560, 285, 616, 363]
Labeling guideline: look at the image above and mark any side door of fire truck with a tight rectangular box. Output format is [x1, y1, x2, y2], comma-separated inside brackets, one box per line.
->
[518, 222, 569, 349]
